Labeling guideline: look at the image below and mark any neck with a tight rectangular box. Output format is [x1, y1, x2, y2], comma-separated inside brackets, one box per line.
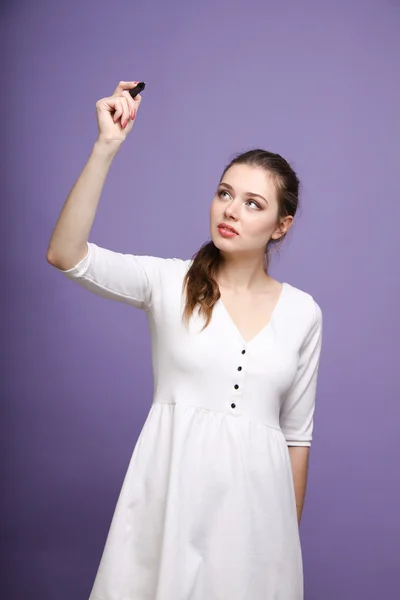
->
[216, 251, 271, 292]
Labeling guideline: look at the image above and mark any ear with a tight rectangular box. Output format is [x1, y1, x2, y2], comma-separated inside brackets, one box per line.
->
[271, 215, 294, 240]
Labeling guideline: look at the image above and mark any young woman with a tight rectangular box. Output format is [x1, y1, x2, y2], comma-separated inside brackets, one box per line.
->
[47, 79, 323, 600]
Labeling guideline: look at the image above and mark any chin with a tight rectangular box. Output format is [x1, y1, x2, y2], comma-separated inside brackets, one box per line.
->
[212, 239, 223, 251]
[210, 231, 224, 250]
[211, 238, 237, 254]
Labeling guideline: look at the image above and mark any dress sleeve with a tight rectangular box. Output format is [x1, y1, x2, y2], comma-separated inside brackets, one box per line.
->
[280, 300, 323, 447]
[55, 241, 168, 311]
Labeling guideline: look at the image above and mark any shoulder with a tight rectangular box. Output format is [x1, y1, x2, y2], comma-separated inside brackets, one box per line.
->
[281, 283, 323, 353]
[130, 254, 192, 289]
[84, 242, 192, 284]
[283, 281, 323, 327]
[134, 254, 192, 274]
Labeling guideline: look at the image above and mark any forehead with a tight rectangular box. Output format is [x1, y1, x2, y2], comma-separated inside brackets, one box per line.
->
[221, 164, 276, 195]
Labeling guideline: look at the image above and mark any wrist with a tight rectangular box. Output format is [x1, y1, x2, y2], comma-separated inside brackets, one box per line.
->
[93, 137, 123, 159]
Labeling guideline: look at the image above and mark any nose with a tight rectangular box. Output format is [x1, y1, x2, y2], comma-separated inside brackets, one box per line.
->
[224, 199, 239, 220]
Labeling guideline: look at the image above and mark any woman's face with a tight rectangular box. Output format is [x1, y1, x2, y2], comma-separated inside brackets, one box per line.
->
[209, 164, 290, 256]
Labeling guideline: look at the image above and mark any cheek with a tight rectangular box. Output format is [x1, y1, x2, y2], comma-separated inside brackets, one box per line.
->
[245, 214, 276, 237]
[210, 199, 219, 220]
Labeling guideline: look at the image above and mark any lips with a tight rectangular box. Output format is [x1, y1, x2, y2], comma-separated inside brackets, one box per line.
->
[218, 223, 238, 235]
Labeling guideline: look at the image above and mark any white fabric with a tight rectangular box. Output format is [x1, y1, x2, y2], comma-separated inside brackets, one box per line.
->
[59, 242, 323, 600]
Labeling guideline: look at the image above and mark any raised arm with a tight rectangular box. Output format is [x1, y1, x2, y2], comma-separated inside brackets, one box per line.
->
[46, 80, 143, 271]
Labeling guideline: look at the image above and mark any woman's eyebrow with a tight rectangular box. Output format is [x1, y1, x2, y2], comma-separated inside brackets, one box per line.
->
[218, 182, 268, 205]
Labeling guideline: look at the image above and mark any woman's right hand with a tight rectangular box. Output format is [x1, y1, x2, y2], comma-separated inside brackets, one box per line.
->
[95, 80, 143, 143]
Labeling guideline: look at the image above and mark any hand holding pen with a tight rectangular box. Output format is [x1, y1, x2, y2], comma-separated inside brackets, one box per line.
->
[95, 80, 146, 143]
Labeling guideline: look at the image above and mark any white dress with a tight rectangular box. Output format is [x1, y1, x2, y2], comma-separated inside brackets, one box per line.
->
[59, 242, 323, 600]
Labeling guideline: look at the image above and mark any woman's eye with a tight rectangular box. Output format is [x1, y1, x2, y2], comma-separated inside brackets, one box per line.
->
[247, 199, 261, 209]
[219, 190, 230, 199]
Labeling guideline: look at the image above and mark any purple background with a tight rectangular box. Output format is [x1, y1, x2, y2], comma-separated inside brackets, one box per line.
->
[2, 0, 399, 598]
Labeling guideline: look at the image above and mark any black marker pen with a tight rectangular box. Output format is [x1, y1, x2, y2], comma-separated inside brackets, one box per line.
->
[129, 81, 146, 99]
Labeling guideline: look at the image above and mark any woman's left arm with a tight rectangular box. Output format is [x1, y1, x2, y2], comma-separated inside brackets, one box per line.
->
[288, 446, 310, 525]
[279, 299, 323, 524]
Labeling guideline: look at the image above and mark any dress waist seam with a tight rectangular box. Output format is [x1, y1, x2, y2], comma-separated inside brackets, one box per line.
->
[151, 400, 283, 433]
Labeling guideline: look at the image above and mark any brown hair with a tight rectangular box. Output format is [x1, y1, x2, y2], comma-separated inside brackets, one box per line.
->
[182, 148, 300, 329]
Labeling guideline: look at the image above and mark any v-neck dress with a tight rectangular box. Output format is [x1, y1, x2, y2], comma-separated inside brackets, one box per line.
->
[59, 241, 323, 600]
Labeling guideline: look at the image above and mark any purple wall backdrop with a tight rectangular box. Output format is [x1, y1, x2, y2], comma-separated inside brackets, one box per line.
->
[2, 0, 399, 598]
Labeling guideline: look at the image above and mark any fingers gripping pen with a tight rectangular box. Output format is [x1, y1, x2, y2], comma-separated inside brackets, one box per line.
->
[129, 81, 146, 99]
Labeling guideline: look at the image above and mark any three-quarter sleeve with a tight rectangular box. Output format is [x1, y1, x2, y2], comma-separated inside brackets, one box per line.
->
[55, 242, 169, 311]
[280, 300, 323, 447]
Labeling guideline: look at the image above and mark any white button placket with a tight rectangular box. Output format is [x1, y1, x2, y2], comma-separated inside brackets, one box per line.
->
[230, 346, 248, 415]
